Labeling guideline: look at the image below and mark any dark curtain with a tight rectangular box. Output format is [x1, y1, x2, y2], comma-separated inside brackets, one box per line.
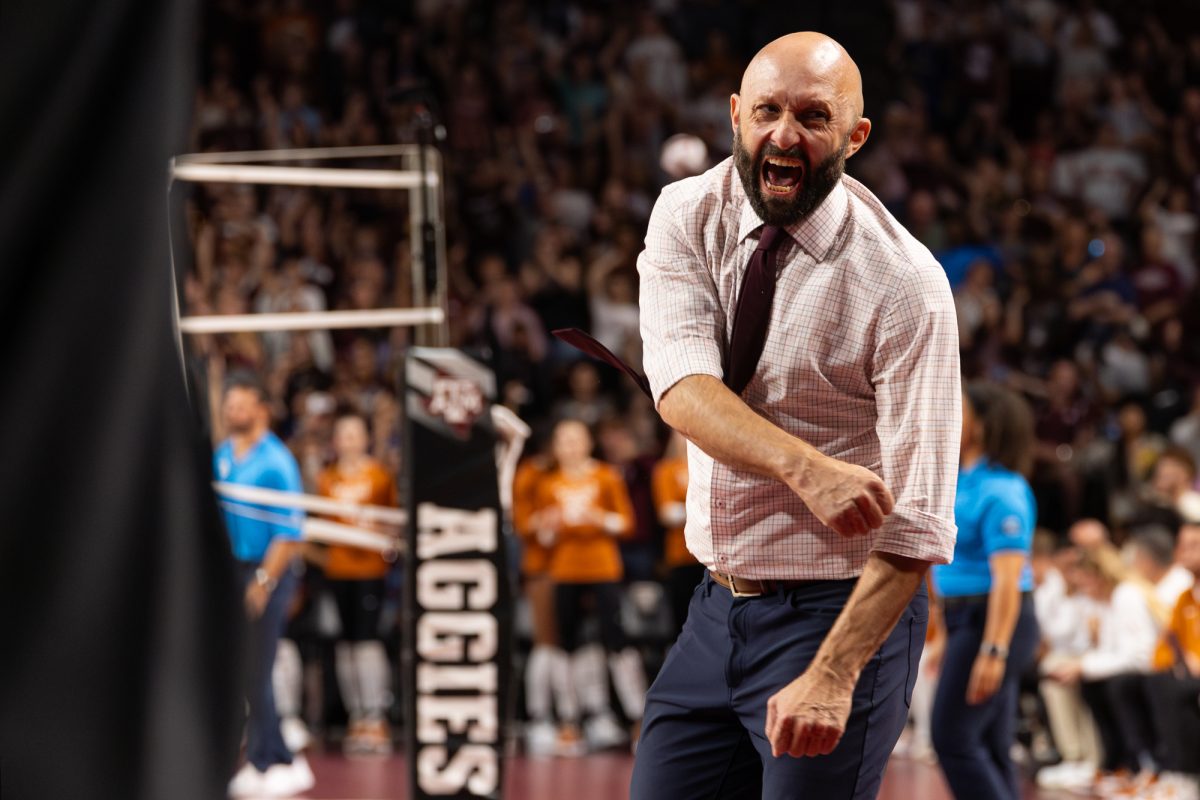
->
[0, 1, 243, 798]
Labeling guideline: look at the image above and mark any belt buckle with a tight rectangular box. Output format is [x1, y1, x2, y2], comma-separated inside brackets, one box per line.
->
[725, 573, 761, 598]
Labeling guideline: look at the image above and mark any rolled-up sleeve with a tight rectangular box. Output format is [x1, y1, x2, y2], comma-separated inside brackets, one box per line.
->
[637, 186, 726, 406]
[870, 262, 961, 564]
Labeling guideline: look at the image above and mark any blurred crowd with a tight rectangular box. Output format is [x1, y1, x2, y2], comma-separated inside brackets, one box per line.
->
[186, 0, 1200, 788]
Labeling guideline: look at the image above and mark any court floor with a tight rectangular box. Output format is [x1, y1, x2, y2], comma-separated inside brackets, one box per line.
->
[292, 750, 1096, 799]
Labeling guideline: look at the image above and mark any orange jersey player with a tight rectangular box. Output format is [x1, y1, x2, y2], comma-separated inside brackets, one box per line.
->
[533, 419, 645, 752]
[314, 412, 398, 756]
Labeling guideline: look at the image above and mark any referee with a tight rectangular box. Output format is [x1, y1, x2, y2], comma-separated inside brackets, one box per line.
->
[931, 382, 1040, 800]
[215, 373, 314, 797]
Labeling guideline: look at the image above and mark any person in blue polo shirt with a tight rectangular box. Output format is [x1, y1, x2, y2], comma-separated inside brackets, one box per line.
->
[214, 373, 313, 798]
[931, 381, 1040, 800]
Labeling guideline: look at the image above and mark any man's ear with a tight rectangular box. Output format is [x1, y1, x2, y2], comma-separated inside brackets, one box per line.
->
[845, 116, 872, 159]
[730, 93, 740, 134]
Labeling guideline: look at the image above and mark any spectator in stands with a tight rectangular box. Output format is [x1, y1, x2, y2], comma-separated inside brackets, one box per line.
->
[1044, 545, 1159, 789]
[1146, 522, 1200, 792]
[1035, 541, 1105, 791]
[1146, 447, 1200, 524]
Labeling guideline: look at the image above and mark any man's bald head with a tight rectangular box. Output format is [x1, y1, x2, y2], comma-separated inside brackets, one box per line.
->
[740, 32, 865, 122]
[729, 32, 871, 227]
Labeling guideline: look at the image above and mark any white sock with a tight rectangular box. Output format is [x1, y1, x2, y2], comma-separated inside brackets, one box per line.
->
[525, 644, 556, 722]
[572, 644, 610, 716]
[549, 647, 579, 723]
[335, 642, 364, 722]
[608, 647, 647, 721]
[354, 640, 392, 720]
[273, 638, 303, 718]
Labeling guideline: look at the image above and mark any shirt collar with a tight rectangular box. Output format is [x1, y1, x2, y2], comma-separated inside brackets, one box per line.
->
[736, 173, 849, 260]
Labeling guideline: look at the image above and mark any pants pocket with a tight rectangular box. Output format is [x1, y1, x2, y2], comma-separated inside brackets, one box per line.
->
[904, 614, 928, 708]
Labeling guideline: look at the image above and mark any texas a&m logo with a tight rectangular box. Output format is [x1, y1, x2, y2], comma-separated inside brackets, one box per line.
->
[425, 375, 485, 436]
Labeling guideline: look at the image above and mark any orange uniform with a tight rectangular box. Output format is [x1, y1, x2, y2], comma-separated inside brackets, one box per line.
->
[512, 457, 552, 575]
[1153, 586, 1200, 672]
[316, 458, 398, 581]
[652, 456, 696, 569]
[536, 460, 635, 584]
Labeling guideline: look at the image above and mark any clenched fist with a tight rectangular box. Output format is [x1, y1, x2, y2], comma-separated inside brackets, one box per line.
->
[766, 666, 855, 758]
[789, 453, 895, 536]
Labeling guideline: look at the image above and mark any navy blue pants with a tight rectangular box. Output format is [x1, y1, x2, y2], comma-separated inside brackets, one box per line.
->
[238, 562, 298, 771]
[631, 574, 927, 800]
[931, 594, 1039, 800]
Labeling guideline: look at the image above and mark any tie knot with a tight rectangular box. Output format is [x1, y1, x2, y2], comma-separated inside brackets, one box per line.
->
[757, 225, 785, 252]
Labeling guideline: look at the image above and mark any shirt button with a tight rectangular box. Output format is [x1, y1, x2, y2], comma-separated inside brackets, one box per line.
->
[715, 500, 724, 508]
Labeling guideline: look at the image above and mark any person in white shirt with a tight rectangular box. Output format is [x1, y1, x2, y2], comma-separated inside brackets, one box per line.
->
[1129, 526, 1196, 614]
[1035, 544, 1105, 790]
[1044, 545, 1158, 785]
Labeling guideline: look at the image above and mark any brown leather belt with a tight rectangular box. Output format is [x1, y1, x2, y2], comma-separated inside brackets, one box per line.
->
[708, 571, 820, 597]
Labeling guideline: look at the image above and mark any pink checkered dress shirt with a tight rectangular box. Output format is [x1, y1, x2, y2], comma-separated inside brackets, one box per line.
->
[638, 159, 961, 580]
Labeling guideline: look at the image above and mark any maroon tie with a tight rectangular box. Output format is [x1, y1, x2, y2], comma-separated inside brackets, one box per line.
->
[552, 224, 787, 399]
[551, 327, 652, 399]
[724, 224, 786, 395]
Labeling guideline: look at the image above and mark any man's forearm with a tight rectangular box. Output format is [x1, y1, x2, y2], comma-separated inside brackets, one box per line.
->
[808, 551, 928, 686]
[260, 537, 301, 581]
[659, 374, 895, 537]
[658, 374, 816, 483]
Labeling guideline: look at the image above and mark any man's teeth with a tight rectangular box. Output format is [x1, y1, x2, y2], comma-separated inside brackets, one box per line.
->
[765, 156, 804, 168]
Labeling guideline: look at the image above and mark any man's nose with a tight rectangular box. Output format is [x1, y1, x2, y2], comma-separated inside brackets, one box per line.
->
[767, 115, 803, 152]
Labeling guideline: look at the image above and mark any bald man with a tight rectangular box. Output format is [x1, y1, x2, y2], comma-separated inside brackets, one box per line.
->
[631, 33, 961, 798]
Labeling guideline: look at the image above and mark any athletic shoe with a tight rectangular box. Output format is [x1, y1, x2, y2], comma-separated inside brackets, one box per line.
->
[1148, 773, 1200, 800]
[1096, 775, 1153, 798]
[556, 724, 587, 758]
[288, 754, 315, 795]
[1093, 769, 1135, 797]
[1037, 761, 1097, 790]
[227, 762, 264, 798]
[584, 713, 629, 751]
[524, 720, 559, 758]
[281, 716, 311, 753]
[355, 719, 393, 757]
[342, 720, 366, 755]
[258, 754, 315, 797]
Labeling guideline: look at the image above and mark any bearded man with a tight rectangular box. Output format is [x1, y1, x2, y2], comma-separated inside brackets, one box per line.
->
[630, 31, 962, 799]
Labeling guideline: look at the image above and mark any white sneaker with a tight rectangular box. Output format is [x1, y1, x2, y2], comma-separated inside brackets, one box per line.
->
[584, 713, 629, 751]
[1037, 761, 1095, 790]
[525, 720, 559, 757]
[258, 754, 315, 797]
[228, 762, 265, 797]
[281, 716, 312, 753]
[1059, 763, 1099, 791]
[288, 754, 314, 794]
[1152, 773, 1200, 800]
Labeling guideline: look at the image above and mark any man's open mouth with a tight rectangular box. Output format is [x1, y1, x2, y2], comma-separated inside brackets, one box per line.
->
[761, 155, 805, 195]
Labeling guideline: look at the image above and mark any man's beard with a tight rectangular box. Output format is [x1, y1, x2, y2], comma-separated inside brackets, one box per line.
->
[733, 129, 848, 227]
